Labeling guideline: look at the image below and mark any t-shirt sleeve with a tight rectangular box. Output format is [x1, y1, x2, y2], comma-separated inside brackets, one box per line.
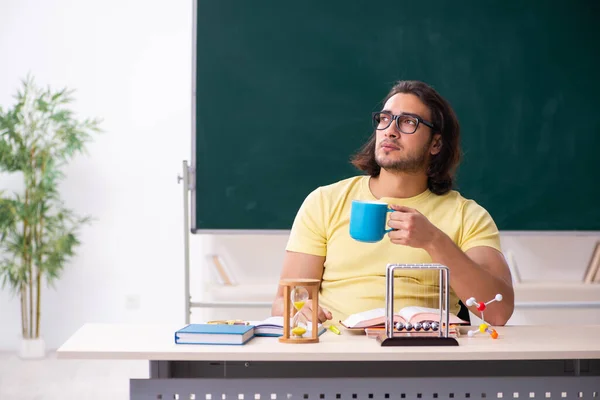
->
[459, 200, 502, 253]
[285, 187, 327, 257]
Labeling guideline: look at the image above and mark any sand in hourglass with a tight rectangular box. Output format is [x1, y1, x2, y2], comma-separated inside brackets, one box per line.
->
[291, 287, 309, 337]
[278, 278, 320, 344]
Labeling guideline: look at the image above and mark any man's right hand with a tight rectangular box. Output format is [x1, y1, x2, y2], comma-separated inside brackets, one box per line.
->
[298, 301, 332, 323]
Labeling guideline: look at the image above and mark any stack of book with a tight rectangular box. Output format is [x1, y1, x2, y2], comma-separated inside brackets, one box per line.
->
[174, 316, 326, 345]
[247, 316, 326, 337]
[174, 323, 254, 345]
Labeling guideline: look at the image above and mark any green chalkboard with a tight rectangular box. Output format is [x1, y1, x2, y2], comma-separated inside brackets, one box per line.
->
[193, 0, 600, 232]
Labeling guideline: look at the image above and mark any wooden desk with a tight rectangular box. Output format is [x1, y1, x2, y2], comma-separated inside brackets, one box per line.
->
[57, 324, 600, 400]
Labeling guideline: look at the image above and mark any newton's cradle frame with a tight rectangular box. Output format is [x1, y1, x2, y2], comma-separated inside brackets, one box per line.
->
[379, 263, 458, 346]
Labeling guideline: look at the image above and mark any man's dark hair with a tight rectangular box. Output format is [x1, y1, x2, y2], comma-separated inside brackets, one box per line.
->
[350, 80, 461, 195]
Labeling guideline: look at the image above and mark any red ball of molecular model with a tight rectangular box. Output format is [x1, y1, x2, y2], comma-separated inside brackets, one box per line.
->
[466, 294, 503, 339]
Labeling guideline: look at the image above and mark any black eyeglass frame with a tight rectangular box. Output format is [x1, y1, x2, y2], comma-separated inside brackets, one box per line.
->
[372, 111, 436, 134]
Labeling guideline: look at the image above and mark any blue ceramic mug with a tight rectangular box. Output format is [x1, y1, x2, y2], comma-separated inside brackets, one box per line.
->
[349, 200, 394, 242]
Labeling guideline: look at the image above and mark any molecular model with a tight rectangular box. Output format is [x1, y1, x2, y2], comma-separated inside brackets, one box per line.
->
[466, 294, 503, 339]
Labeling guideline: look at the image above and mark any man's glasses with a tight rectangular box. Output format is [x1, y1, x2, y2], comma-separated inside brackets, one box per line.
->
[372, 111, 435, 134]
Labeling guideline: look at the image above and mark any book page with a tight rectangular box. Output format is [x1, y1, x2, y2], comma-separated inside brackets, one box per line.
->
[340, 308, 407, 328]
[398, 306, 444, 323]
[253, 316, 284, 327]
[250, 316, 322, 331]
[398, 306, 465, 324]
[341, 308, 387, 328]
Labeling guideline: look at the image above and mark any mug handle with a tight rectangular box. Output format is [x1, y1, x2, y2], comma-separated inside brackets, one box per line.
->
[384, 207, 395, 233]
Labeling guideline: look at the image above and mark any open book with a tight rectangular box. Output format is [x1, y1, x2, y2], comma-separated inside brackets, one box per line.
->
[248, 316, 327, 337]
[340, 306, 468, 330]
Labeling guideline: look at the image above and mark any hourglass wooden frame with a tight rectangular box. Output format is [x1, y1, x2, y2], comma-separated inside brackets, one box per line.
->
[278, 278, 320, 344]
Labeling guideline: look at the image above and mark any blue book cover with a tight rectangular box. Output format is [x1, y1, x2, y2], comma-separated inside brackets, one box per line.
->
[174, 324, 254, 345]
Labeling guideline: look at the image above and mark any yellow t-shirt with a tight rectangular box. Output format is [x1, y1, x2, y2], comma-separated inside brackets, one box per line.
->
[285, 175, 502, 322]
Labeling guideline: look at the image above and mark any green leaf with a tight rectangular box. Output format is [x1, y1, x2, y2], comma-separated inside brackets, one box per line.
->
[0, 75, 101, 327]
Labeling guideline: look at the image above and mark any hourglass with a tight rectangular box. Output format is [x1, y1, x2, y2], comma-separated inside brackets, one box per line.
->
[278, 278, 320, 344]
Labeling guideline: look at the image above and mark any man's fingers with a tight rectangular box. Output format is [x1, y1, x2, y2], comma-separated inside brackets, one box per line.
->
[387, 220, 404, 229]
[389, 210, 416, 221]
[389, 229, 410, 241]
[390, 230, 409, 243]
[301, 307, 314, 321]
[388, 221, 411, 233]
[317, 307, 328, 322]
[300, 304, 332, 323]
[389, 204, 416, 213]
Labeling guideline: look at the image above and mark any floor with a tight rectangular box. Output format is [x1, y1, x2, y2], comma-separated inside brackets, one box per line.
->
[0, 351, 148, 400]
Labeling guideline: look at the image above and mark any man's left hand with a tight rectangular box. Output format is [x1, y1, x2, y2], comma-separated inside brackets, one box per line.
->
[387, 205, 441, 250]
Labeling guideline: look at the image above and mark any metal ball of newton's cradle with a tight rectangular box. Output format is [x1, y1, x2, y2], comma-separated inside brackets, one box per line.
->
[395, 321, 438, 331]
[395, 322, 416, 331]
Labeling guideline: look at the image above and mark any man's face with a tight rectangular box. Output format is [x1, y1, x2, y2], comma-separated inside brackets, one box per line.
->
[374, 93, 441, 173]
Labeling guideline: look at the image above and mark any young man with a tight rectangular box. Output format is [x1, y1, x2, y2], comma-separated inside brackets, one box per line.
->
[271, 80, 514, 326]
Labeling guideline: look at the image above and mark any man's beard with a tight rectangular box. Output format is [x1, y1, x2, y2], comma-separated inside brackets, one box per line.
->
[375, 141, 431, 173]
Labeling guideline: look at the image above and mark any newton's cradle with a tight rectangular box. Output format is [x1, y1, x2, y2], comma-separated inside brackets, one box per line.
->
[379, 263, 504, 346]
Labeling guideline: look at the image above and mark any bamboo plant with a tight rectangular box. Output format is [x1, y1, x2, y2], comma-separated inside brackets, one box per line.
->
[0, 76, 101, 340]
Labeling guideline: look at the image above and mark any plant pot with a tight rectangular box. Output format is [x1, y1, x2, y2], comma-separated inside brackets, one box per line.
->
[19, 337, 46, 359]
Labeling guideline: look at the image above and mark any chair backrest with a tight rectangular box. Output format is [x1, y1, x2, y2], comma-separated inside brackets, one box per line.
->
[457, 300, 471, 325]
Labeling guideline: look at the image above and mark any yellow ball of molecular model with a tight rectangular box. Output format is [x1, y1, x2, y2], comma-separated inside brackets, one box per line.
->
[466, 294, 503, 339]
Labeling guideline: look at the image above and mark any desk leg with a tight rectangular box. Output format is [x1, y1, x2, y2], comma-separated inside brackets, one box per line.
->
[149, 360, 170, 379]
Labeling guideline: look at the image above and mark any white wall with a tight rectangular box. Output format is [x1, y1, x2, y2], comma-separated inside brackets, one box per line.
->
[198, 233, 600, 327]
[1, 0, 599, 352]
[0, 0, 195, 351]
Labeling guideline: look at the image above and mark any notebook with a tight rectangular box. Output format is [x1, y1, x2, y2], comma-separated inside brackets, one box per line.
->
[174, 324, 254, 345]
[248, 316, 327, 337]
[340, 306, 468, 330]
